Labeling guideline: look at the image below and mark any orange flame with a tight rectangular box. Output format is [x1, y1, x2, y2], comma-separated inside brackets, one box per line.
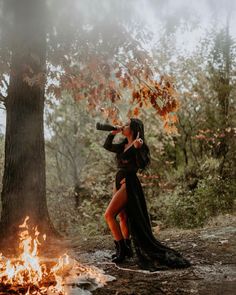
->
[0, 217, 114, 294]
[0, 216, 69, 294]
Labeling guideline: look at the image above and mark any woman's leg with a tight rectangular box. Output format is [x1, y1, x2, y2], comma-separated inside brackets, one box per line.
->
[104, 182, 128, 241]
[117, 178, 129, 239]
[118, 210, 129, 239]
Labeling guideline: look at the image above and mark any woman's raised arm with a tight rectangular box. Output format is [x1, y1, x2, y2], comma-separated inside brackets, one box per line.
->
[103, 133, 124, 153]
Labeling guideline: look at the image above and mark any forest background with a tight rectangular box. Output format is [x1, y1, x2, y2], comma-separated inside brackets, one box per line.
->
[0, 0, 235, 240]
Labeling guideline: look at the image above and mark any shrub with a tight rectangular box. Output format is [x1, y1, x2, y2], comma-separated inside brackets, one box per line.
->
[151, 177, 236, 229]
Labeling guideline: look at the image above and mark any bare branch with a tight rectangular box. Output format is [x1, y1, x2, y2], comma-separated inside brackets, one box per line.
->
[46, 142, 72, 164]
[2, 75, 9, 89]
[0, 93, 6, 103]
[0, 93, 6, 111]
[117, 58, 156, 91]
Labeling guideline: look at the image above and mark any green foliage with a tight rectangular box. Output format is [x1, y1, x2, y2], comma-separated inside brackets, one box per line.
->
[179, 179, 233, 228]
[149, 157, 236, 229]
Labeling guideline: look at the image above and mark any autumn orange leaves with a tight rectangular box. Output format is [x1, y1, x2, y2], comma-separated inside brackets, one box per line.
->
[47, 53, 180, 133]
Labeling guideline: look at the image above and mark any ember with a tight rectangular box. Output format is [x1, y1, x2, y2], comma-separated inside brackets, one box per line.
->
[0, 217, 114, 294]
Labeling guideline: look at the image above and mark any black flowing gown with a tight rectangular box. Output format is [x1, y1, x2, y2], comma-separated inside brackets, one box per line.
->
[103, 133, 191, 270]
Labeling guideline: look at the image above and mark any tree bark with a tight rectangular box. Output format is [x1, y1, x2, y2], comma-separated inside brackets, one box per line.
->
[0, 0, 56, 240]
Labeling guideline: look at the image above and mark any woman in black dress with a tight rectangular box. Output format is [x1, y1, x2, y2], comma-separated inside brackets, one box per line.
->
[103, 118, 191, 270]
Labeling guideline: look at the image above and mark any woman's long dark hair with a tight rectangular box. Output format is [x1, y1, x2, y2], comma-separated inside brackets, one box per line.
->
[130, 118, 150, 170]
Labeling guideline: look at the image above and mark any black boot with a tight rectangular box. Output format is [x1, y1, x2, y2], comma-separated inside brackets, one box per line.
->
[124, 239, 133, 258]
[111, 240, 119, 259]
[112, 239, 133, 259]
[112, 239, 126, 263]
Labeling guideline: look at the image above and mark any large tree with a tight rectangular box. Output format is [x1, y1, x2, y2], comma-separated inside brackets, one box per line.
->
[0, 0, 54, 239]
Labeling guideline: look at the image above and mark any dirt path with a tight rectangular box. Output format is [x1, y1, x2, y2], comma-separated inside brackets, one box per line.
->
[69, 224, 236, 295]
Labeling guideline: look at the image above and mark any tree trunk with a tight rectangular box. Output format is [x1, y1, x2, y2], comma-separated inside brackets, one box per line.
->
[0, 0, 56, 240]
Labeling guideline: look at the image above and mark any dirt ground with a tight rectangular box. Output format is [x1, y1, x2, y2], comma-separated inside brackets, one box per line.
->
[0, 216, 235, 295]
[68, 219, 236, 295]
